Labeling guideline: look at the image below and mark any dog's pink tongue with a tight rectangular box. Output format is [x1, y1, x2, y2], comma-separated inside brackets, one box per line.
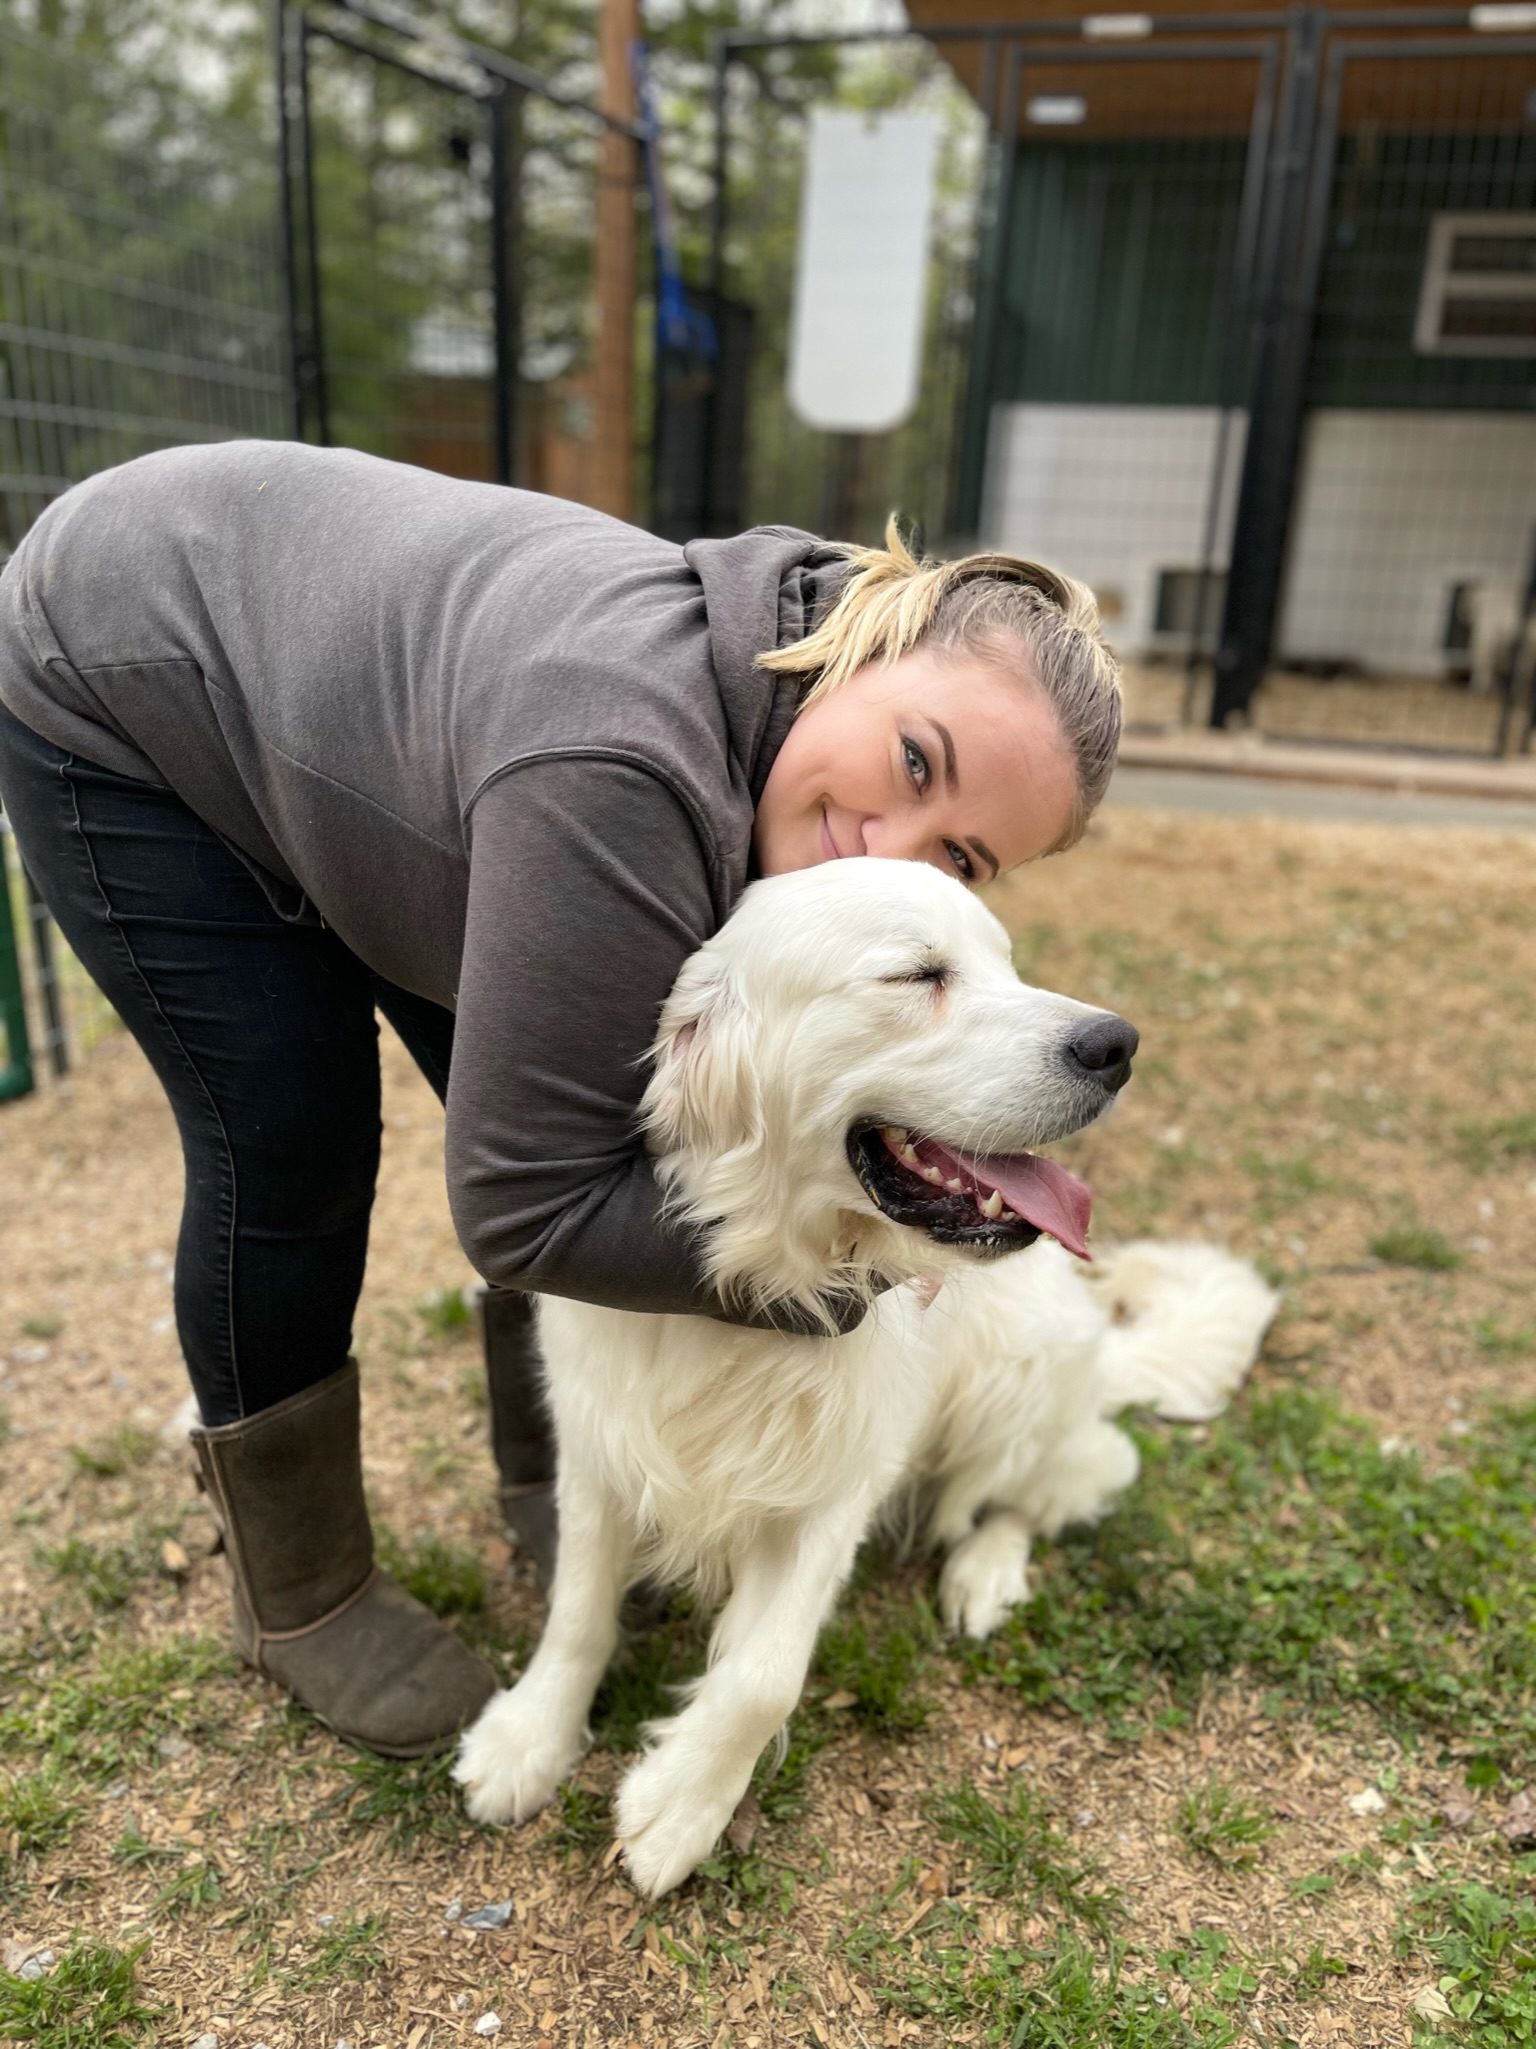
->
[929, 1143, 1094, 1260]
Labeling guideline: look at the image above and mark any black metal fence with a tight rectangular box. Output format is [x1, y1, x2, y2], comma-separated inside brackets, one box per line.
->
[704, 8, 1536, 758]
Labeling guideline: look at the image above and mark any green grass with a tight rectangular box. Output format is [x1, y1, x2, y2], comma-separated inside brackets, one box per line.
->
[814, 1613, 935, 1735]
[927, 1778, 1119, 1932]
[0, 1636, 236, 1783]
[1177, 1781, 1276, 1868]
[35, 1536, 143, 1611]
[1456, 1114, 1536, 1173]
[1403, 1868, 1536, 2046]
[1370, 1224, 1464, 1272]
[67, 1424, 158, 1478]
[151, 1857, 224, 1919]
[0, 1768, 80, 1865]
[417, 1285, 472, 1339]
[964, 1389, 1536, 1776]
[0, 1938, 164, 2047]
[18, 1313, 62, 1340]
[843, 1920, 1251, 2047]
[331, 1748, 481, 1851]
[1473, 1316, 1536, 1362]
[281, 1910, 389, 1989]
[374, 1528, 488, 1618]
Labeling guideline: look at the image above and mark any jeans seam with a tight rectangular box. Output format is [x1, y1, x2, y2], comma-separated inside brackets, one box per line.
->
[59, 751, 246, 1417]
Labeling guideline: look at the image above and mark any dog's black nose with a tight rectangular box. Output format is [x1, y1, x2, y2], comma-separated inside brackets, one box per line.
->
[1066, 1015, 1139, 1093]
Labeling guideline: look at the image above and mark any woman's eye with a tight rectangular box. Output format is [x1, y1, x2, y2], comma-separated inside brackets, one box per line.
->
[902, 736, 930, 789]
[945, 840, 974, 881]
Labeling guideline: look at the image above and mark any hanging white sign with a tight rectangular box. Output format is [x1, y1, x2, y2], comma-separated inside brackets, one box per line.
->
[786, 107, 940, 434]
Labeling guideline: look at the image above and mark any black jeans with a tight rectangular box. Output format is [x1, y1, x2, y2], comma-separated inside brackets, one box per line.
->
[0, 700, 457, 1425]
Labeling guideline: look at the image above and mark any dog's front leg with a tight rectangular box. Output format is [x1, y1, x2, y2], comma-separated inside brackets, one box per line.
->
[616, 1495, 872, 1899]
[454, 1456, 633, 1826]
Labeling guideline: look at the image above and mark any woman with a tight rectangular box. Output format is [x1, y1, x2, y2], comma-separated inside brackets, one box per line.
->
[0, 440, 1121, 1758]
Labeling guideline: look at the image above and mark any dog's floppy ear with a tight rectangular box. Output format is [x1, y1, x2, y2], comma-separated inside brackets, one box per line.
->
[642, 951, 760, 1160]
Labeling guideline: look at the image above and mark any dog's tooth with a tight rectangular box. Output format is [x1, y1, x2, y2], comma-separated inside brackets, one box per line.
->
[980, 1188, 1004, 1220]
[922, 1166, 945, 1185]
[881, 1124, 907, 1148]
[1001, 1206, 1018, 1221]
[900, 1145, 920, 1167]
[945, 1177, 964, 1193]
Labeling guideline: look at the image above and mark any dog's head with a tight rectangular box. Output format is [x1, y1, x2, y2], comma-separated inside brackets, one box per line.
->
[642, 860, 1137, 1325]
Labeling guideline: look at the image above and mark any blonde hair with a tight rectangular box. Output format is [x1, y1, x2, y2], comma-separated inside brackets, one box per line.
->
[759, 518, 1122, 854]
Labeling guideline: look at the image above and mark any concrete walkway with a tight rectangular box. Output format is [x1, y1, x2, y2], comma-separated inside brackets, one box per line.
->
[1110, 731, 1536, 829]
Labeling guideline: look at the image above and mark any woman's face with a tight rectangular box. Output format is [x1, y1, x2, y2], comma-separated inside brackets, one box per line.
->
[753, 644, 1080, 885]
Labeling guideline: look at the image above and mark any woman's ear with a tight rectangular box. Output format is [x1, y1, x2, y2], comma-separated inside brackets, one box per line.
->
[642, 953, 760, 1159]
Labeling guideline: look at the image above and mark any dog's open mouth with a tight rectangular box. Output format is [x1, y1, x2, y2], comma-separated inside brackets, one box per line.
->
[848, 1123, 1093, 1260]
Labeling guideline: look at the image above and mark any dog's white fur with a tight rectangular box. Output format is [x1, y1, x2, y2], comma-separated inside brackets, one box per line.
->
[455, 860, 1277, 1896]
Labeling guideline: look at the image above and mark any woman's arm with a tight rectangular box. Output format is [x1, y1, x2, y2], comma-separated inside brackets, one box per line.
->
[448, 758, 867, 1333]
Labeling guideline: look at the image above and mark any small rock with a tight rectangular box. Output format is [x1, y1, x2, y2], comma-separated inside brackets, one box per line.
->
[452, 1994, 472, 2012]
[315, 1913, 335, 1928]
[157, 1733, 190, 1762]
[17, 1950, 55, 1982]
[190, 2035, 220, 2049]
[1348, 1787, 1387, 1816]
[1074, 1809, 1097, 1828]
[334, 2039, 353, 2048]
[461, 1900, 514, 1931]
[442, 1898, 462, 1922]
[474, 2017, 502, 2039]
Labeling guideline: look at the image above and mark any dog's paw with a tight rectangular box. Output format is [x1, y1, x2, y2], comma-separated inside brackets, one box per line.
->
[615, 1743, 741, 1899]
[939, 1522, 1030, 1640]
[452, 1685, 582, 1826]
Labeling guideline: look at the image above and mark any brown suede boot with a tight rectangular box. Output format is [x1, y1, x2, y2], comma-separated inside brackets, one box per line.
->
[191, 1361, 496, 1758]
[478, 1287, 558, 1588]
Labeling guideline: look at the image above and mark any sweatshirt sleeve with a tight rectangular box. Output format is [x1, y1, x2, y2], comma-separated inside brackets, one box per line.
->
[447, 756, 869, 1333]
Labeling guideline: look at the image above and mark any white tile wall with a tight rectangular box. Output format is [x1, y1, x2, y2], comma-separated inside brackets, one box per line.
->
[984, 402, 1536, 676]
[1279, 411, 1536, 676]
[983, 403, 1248, 653]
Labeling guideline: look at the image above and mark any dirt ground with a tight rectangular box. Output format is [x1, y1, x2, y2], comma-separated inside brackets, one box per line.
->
[2, 806, 1534, 2047]
[1121, 665, 1515, 757]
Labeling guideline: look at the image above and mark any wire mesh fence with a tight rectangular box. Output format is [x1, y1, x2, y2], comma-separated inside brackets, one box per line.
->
[0, 7, 289, 555]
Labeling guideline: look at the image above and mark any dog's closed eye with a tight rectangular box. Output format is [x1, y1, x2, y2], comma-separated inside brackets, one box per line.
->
[884, 961, 951, 988]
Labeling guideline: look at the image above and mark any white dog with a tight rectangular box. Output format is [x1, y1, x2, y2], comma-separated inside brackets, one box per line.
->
[455, 859, 1276, 1897]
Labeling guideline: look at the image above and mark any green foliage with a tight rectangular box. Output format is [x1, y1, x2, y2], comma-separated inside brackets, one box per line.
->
[18, 1315, 62, 1340]
[927, 1778, 1120, 1932]
[815, 1615, 935, 1735]
[375, 1528, 488, 1618]
[0, 1768, 79, 1864]
[0, 1938, 163, 2048]
[67, 1425, 158, 1478]
[416, 1286, 472, 1339]
[1177, 1781, 1276, 1867]
[151, 1857, 223, 1920]
[1473, 1317, 1536, 1361]
[1404, 1871, 1536, 2046]
[966, 1391, 1536, 1772]
[35, 1536, 142, 1611]
[1370, 1224, 1463, 1272]
[1456, 1114, 1536, 1172]
[282, 1911, 389, 1990]
[546, 1781, 611, 1857]
[0, 1636, 236, 1781]
[333, 1747, 471, 1851]
[844, 1920, 1250, 2047]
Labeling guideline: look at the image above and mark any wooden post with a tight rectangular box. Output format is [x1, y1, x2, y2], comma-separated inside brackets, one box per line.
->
[593, 0, 639, 521]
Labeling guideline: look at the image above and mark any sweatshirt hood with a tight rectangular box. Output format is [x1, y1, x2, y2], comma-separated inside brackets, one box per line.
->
[684, 525, 854, 803]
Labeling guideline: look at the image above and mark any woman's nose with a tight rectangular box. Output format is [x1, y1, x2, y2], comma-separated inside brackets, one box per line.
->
[863, 816, 930, 865]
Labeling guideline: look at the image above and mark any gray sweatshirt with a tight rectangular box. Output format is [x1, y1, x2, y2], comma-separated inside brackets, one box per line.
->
[0, 440, 852, 1325]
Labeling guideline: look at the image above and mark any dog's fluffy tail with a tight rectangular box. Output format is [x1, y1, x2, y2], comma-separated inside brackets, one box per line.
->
[1088, 1240, 1279, 1422]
